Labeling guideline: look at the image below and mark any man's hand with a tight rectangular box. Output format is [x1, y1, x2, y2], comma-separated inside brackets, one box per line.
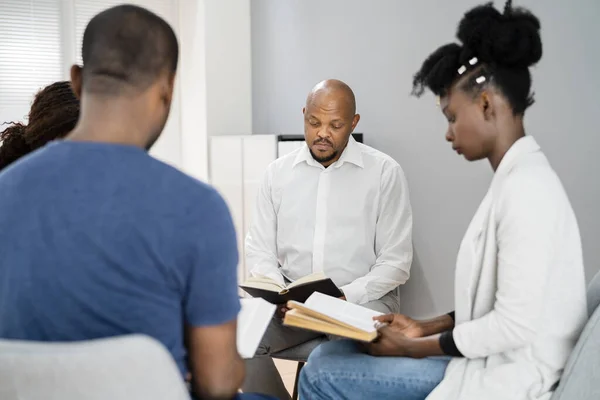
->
[373, 313, 423, 338]
[365, 326, 413, 357]
[275, 304, 290, 319]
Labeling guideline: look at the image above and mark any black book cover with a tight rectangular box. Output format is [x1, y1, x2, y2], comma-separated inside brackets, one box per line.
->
[240, 278, 343, 304]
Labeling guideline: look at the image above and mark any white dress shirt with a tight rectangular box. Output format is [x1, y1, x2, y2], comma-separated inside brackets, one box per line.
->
[245, 137, 413, 305]
[427, 136, 587, 400]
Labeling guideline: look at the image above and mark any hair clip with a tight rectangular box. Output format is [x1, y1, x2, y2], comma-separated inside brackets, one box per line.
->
[457, 57, 479, 75]
[475, 76, 486, 84]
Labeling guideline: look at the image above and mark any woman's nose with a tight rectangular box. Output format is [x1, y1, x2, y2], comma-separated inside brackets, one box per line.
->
[445, 127, 454, 142]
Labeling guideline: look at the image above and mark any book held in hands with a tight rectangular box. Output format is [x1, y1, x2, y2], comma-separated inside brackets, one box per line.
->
[283, 292, 384, 342]
[239, 272, 343, 304]
[236, 297, 276, 359]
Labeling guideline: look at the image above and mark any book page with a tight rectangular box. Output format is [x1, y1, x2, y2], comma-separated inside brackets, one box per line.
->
[236, 298, 276, 359]
[287, 272, 328, 289]
[304, 292, 382, 333]
[284, 309, 377, 342]
[240, 276, 286, 292]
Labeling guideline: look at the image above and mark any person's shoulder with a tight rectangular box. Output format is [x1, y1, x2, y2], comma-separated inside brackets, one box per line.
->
[505, 151, 562, 194]
[499, 151, 569, 213]
[269, 146, 303, 170]
[0, 144, 69, 183]
[357, 142, 401, 168]
[158, 160, 227, 204]
[137, 157, 230, 221]
[356, 142, 406, 182]
[260, 146, 305, 184]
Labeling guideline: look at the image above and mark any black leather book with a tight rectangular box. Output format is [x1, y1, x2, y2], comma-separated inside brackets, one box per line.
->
[239, 272, 343, 304]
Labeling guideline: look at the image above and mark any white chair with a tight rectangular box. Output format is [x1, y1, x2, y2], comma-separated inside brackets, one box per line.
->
[0, 334, 191, 400]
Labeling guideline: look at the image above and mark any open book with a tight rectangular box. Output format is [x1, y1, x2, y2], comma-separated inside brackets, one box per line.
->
[239, 272, 343, 304]
[236, 298, 276, 358]
[283, 292, 383, 342]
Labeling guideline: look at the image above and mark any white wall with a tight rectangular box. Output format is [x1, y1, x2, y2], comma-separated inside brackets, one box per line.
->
[205, 0, 253, 136]
[251, 0, 600, 318]
[178, 0, 209, 181]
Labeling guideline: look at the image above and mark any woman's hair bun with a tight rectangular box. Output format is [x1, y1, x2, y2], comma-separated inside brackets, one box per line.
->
[456, 1, 542, 69]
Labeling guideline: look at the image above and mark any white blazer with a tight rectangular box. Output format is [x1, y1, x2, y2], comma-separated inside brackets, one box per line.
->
[427, 137, 588, 400]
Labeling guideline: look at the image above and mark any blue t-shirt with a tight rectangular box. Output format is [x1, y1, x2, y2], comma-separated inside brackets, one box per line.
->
[0, 141, 240, 375]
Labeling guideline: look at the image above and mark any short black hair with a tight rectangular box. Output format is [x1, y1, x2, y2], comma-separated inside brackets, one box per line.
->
[81, 4, 179, 95]
[412, 1, 542, 115]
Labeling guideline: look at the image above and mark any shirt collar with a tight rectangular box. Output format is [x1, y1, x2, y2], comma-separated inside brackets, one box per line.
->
[495, 136, 540, 175]
[292, 136, 364, 169]
[292, 142, 316, 168]
[491, 136, 540, 189]
[335, 136, 364, 168]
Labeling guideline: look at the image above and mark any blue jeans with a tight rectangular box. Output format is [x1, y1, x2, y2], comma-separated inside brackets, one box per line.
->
[235, 394, 277, 399]
[299, 340, 450, 400]
[192, 393, 275, 399]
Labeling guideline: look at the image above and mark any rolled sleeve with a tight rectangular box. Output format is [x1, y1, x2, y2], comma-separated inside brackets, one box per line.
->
[340, 281, 368, 304]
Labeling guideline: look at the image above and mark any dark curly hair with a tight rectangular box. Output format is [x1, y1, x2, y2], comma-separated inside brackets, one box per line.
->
[0, 81, 80, 171]
[412, 0, 542, 116]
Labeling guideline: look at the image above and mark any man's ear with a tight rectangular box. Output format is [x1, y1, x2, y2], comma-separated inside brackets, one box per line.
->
[479, 91, 494, 120]
[302, 107, 306, 116]
[351, 114, 361, 131]
[70, 65, 83, 99]
[160, 73, 175, 107]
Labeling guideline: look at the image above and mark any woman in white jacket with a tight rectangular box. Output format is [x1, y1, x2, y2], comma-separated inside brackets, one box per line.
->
[299, 1, 588, 399]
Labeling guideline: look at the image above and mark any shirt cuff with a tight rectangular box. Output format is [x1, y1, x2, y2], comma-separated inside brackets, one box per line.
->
[439, 329, 464, 357]
[340, 281, 367, 304]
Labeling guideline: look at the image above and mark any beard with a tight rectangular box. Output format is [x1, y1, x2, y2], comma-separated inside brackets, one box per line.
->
[309, 147, 338, 164]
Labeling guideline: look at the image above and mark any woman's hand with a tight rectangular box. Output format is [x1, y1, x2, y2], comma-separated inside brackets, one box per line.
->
[365, 326, 414, 357]
[373, 313, 423, 338]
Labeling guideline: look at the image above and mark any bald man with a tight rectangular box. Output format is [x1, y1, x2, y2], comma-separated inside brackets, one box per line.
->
[243, 79, 413, 398]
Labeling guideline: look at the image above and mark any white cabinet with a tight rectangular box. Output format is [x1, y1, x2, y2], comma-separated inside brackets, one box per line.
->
[277, 140, 304, 157]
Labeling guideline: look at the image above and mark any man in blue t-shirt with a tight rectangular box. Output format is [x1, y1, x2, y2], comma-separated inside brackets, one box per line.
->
[0, 5, 270, 400]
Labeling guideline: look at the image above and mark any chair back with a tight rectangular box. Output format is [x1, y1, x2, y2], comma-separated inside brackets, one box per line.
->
[550, 271, 600, 400]
[0, 334, 191, 400]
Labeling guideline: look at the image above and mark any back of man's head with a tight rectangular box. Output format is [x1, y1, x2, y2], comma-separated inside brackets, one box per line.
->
[69, 5, 179, 150]
[81, 4, 178, 95]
